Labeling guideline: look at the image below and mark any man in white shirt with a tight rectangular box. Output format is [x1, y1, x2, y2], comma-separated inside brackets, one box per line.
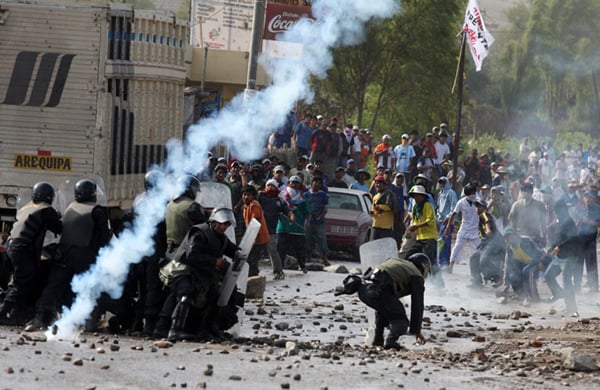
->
[443, 183, 481, 272]
[433, 132, 451, 177]
[394, 133, 415, 177]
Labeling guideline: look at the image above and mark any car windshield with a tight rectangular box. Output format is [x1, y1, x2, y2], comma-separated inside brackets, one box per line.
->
[328, 192, 361, 211]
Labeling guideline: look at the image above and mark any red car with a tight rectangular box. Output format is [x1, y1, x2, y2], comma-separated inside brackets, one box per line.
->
[325, 187, 373, 258]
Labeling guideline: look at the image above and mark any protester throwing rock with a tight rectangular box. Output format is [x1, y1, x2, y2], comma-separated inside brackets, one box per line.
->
[334, 253, 430, 349]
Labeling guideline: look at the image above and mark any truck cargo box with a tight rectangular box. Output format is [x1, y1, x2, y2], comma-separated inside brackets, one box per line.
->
[0, 0, 188, 226]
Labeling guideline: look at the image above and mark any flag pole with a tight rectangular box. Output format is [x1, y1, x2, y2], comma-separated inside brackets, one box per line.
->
[452, 31, 466, 187]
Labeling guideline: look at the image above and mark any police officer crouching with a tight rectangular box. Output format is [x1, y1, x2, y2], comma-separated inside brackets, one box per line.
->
[0, 182, 62, 325]
[156, 208, 239, 342]
[335, 253, 430, 349]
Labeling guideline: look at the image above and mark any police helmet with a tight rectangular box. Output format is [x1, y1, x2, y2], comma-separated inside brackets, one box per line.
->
[334, 274, 363, 296]
[31, 182, 55, 204]
[208, 207, 236, 228]
[74, 179, 97, 203]
[144, 170, 164, 191]
[408, 252, 431, 279]
[177, 174, 201, 196]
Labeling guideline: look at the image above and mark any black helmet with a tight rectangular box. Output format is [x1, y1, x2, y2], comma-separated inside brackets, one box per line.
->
[408, 252, 431, 279]
[74, 179, 97, 203]
[177, 174, 200, 197]
[32, 182, 55, 204]
[144, 170, 163, 191]
[334, 274, 363, 296]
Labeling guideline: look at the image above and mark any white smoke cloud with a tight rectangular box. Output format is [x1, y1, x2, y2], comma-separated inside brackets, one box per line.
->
[49, 0, 401, 340]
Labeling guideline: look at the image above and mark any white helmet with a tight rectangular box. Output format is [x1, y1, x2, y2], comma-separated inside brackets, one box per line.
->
[208, 207, 236, 228]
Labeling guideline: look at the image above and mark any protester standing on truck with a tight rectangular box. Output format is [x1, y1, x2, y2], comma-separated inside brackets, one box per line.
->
[0, 183, 62, 326]
[25, 179, 112, 331]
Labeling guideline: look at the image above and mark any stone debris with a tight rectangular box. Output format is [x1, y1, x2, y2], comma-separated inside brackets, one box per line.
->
[563, 349, 599, 372]
[246, 275, 267, 299]
[323, 264, 348, 274]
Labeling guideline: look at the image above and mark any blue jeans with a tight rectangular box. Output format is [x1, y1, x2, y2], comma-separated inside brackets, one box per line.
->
[438, 222, 453, 266]
[306, 223, 328, 259]
[562, 256, 578, 313]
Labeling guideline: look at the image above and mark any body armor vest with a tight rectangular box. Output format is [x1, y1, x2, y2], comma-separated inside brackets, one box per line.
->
[60, 202, 96, 247]
[166, 197, 195, 245]
[10, 202, 49, 243]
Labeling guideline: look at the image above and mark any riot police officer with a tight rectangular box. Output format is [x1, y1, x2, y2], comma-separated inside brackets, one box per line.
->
[335, 253, 430, 349]
[165, 175, 206, 259]
[25, 179, 112, 331]
[156, 208, 239, 341]
[132, 170, 168, 335]
[0, 182, 62, 325]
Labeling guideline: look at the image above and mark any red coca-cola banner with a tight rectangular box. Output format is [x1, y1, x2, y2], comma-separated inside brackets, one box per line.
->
[263, 3, 314, 41]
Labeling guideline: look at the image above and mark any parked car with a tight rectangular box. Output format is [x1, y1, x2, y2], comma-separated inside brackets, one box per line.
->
[325, 187, 373, 259]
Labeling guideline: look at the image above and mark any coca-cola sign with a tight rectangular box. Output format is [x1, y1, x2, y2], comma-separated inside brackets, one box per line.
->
[263, 3, 314, 41]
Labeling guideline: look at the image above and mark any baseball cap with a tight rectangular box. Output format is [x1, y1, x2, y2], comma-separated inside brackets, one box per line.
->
[273, 165, 285, 173]
[352, 125, 359, 130]
[382, 134, 391, 140]
[346, 158, 355, 164]
[335, 166, 345, 172]
[374, 175, 385, 182]
[289, 175, 302, 184]
[395, 172, 405, 178]
[266, 179, 279, 188]
[401, 133, 409, 139]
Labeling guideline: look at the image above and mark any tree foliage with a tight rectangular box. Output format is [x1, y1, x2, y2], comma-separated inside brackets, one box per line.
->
[468, 0, 600, 137]
[311, 0, 464, 139]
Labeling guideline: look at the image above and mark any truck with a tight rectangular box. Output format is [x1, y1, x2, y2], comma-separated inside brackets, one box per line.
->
[0, 0, 189, 232]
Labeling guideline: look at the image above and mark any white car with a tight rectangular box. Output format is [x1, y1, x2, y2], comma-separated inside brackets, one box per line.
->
[325, 187, 373, 258]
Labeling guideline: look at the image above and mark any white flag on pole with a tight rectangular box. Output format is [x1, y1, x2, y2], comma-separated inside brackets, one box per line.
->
[463, 0, 494, 71]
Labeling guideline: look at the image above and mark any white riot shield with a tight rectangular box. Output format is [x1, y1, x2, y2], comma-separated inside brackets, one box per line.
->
[359, 237, 398, 344]
[218, 218, 261, 336]
[218, 218, 260, 307]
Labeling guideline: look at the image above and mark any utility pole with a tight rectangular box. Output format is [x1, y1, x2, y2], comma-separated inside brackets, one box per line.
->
[244, 0, 266, 107]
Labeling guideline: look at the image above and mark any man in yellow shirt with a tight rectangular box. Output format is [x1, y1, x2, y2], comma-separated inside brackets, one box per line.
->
[370, 175, 399, 241]
[406, 185, 444, 288]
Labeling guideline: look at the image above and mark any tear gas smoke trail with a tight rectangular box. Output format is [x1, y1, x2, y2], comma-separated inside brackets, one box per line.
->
[49, 0, 401, 340]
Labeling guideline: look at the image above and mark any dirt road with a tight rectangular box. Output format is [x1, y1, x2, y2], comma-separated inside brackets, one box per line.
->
[1, 259, 599, 389]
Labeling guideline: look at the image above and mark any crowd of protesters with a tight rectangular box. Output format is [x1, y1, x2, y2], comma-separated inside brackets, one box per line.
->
[264, 111, 600, 316]
[1, 109, 599, 341]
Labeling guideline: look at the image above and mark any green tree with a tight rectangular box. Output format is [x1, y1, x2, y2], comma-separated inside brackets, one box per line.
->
[469, 0, 600, 137]
[313, 0, 463, 138]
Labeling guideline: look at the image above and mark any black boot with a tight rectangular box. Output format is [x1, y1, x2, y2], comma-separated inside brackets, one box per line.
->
[372, 314, 386, 347]
[167, 297, 195, 342]
[383, 320, 406, 350]
[143, 315, 158, 337]
[152, 316, 170, 339]
[1, 301, 34, 327]
[24, 310, 52, 332]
